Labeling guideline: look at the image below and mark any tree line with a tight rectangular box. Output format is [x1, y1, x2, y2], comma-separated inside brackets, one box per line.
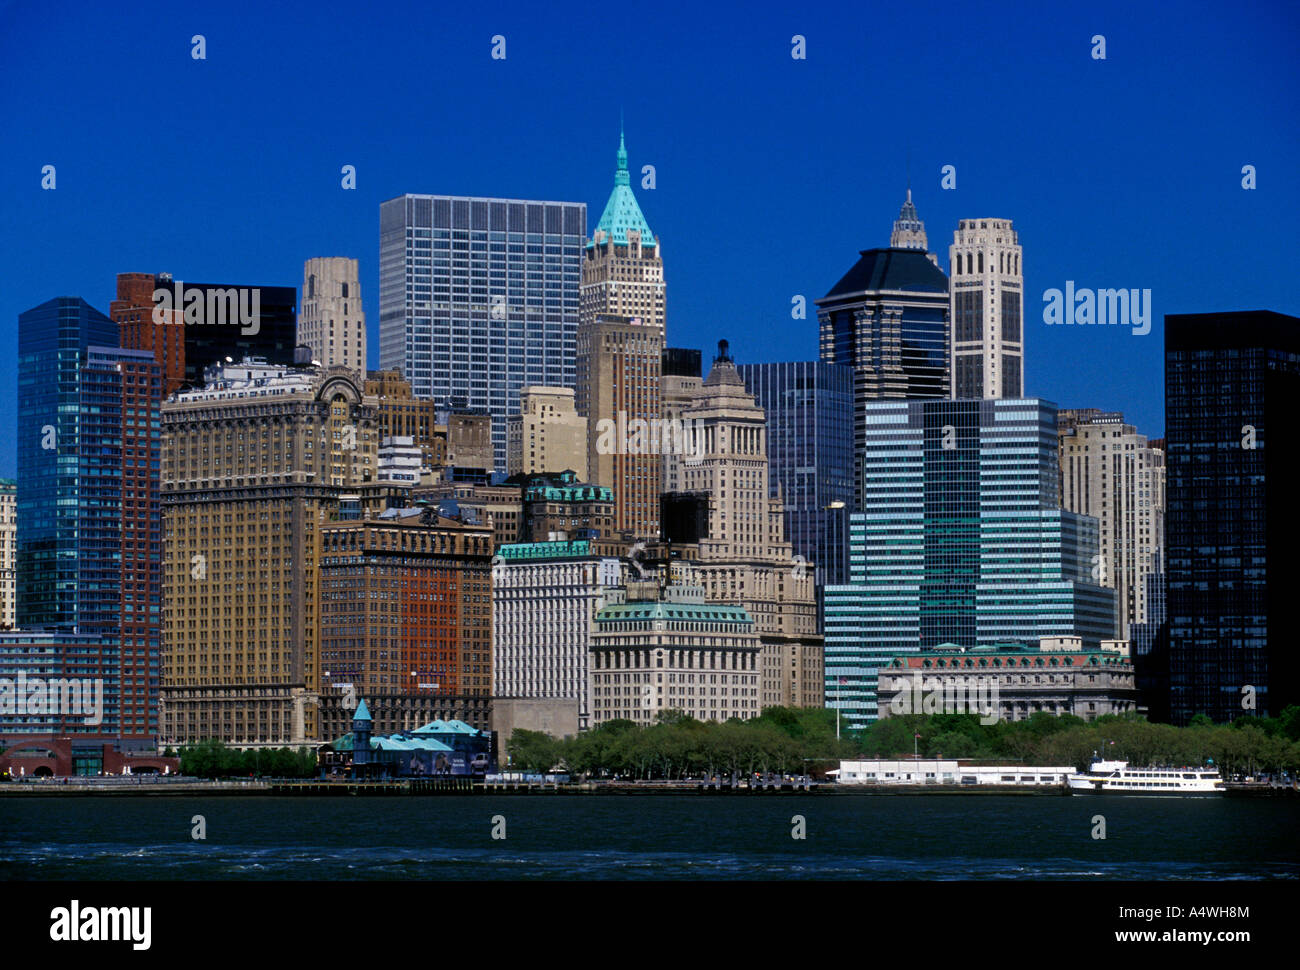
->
[175, 740, 317, 778]
[507, 706, 1300, 780]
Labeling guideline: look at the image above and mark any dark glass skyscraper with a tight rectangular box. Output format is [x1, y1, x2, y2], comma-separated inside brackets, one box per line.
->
[15, 298, 162, 738]
[815, 248, 950, 509]
[736, 361, 854, 597]
[1164, 310, 1300, 724]
[17, 298, 117, 629]
[113, 273, 298, 394]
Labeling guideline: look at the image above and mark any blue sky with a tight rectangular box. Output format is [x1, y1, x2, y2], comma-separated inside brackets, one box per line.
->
[2, 0, 1297, 476]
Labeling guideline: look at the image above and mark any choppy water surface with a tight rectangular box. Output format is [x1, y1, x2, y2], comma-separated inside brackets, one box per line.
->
[2, 794, 1297, 880]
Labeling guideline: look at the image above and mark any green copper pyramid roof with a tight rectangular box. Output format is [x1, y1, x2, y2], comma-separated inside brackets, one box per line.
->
[353, 699, 371, 722]
[590, 127, 657, 250]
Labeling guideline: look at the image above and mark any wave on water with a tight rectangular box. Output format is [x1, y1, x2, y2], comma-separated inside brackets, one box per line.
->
[3, 840, 1297, 881]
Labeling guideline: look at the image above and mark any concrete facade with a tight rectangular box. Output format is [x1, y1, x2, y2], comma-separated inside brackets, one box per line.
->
[300, 257, 366, 376]
[950, 218, 1024, 399]
[492, 541, 625, 730]
[680, 343, 824, 710]
[876, 640, 1139, 723]
[491, 697, 581, 753]
[589, 583, 760, 726]
[661, 348, 702, 495]
[507, 386, 588, 479]
[1058, 409, 1166, 641]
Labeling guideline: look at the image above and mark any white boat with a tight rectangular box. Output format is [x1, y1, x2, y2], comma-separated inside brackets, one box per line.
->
[1067, 758, 1224, 795]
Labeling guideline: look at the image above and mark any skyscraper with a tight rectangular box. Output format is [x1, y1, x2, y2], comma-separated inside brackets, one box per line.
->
[378, 194, 586, 472]
[112, 273, 298, 395]
[682, 343, 824, 709]
[816, 247, 950, 509]
[15, 297, 163, 738]
[161, 359, 379, 745]
[949, 219, 1024, 399]
[300, 258, 366, 374]
[736, 361, 854, 593]
[575, 130, 666, 540]
[824, 398, 1116, 728]
[17, 298, 117, 632]
[582, 127, 665, 331]
[1058, 409, 1165, 640]
[1164, 310, 1300, 724]
[576, 313, 663, 539]
[661, 347, 702, 494]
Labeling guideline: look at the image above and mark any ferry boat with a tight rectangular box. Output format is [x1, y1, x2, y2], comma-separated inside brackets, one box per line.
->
[1067, 758, 1225, 795]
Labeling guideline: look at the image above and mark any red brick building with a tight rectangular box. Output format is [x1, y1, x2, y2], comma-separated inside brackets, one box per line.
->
[317, 507, 494, 740]
[0, 736, 178, 778]
[112, 272, 186, 396]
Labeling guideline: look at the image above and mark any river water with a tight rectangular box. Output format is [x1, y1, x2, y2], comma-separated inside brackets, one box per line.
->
[2, 793, 1297, 880]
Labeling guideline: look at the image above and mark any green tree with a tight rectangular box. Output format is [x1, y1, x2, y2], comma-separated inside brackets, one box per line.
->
[858, 714, 926, 758]
[929, 730, 978, 759]
[507, 729, 559, 773]
[1039, 725, 1101, 770]
[654, 708, 691, 727]
[1278, 706, 1300, 742]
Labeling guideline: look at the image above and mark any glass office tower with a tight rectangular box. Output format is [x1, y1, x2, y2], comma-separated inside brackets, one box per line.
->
[378, 195, 586, 472]
[14, 298, 163, 738]
[1164, 310, 1300, 724]
[824, 398, 1115, 729]
[17, 298, 118, 629]
[815, 247, 951, 511]
[736, 361, 854, 597]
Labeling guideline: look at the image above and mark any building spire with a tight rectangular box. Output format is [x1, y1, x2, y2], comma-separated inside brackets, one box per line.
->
[590, 117, 656, 249]
[890, 186, 928, 251]
[616, 112, 629, 186]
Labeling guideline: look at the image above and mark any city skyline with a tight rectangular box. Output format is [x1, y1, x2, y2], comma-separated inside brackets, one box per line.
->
[5, 4, 1300, 921]
[4, 1, 1299, 479]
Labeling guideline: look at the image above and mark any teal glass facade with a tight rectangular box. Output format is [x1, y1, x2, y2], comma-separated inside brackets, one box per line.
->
[824, 398, 1115, 728]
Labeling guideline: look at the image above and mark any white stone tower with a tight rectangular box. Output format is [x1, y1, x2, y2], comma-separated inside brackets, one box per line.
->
[949, 219, 1023, 399]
